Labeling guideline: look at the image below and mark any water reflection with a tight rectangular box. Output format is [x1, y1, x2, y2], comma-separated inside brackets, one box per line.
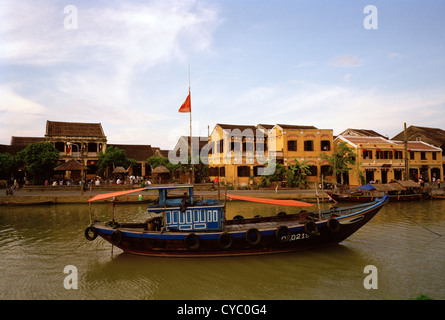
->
[0, 200, 444, 300]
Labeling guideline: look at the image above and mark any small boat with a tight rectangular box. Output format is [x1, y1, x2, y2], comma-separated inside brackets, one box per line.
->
[84, 184, 389, 258]
[0, 200, 54, 206]
[326, 182, 422, 202]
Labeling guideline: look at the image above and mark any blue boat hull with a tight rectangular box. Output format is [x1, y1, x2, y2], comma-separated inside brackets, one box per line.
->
[85, 196, 389, 257]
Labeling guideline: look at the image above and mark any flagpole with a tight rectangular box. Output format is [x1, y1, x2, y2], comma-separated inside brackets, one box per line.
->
[188, 64, 195, 184]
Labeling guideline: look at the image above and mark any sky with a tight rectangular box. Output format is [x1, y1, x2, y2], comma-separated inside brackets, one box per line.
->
[1, 0, 444, 150]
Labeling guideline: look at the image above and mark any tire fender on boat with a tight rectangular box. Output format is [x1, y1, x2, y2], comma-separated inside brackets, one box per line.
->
[327, 218, 341, 232]
[184, 233, 200, 251]
[84, 225, 98, 241]
[275, 225, 291, 242]
[217, 232, 233, 250]
[304, 220, 318, 236]
[110, 230, 123, 245]
[245, 228, 261, 246]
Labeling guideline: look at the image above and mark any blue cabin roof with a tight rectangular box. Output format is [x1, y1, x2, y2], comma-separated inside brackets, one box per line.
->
[145, 184, 225, 232]
[146, 184, 195, 207]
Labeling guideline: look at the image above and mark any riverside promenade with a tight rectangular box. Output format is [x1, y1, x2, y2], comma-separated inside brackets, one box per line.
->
[0, 184, 330, 205]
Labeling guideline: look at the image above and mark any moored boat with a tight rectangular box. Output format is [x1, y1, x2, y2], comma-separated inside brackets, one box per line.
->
[84, 184, 389, 258]
[326, 181, 422, 202]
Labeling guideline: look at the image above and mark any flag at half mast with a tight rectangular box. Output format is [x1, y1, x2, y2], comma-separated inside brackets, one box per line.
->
[178, 89, 191, 113]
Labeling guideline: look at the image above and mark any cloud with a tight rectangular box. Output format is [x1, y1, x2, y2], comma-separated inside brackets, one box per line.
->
[216, 81, 445, 137]
[0, 0, 221, 145]
[0, 86, 48, 140]
[0, 0, 220, 66]
[330, 54, 363, 67]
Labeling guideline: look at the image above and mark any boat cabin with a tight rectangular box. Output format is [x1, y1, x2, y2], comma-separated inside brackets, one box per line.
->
[145, 184, 225, 232]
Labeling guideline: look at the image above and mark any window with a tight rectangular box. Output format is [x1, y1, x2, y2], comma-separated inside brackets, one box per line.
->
[287, 140, 297, 151]
[421, 152, 426, 160]
[410, 152, 415, 160]
[321, 165, 332, 176]
[244, 142, 254, 152]
[209, 167, 225, 177]
[54, 142, 65, 152]
[254, 166, 265, 176]
[432, 152, 437, 160]
[308, 165, 318, 176]
[394, 151, 403, 159]
[363, 150, 373, 159]
[237, 166, 250, 177]
[321, 140, 330, 151]
[304, 140, 314, 151]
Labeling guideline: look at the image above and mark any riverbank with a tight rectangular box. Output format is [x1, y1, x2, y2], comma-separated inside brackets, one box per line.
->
[0, 185, 329, 205]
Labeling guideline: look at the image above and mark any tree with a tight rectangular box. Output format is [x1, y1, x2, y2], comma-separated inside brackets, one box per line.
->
[321, 141, 357, 185]
[0, 153, 17, 181]
[286, 158, 311, 188]
[259, 162, 286, 187]
[16, 142, 60, 185]
[146, 156, 179, 173]
[98, 146, 136, 177]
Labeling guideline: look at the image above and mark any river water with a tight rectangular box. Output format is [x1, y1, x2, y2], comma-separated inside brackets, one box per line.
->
[0, 199, 444, 300]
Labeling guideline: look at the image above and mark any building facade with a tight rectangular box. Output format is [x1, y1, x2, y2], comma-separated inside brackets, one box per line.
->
[268, 124, 335, 183]
[336, 135, 443, 186]
[207, 123, 335, 187]
[45, 121, 107, 180]
[207, 124, 269, 187]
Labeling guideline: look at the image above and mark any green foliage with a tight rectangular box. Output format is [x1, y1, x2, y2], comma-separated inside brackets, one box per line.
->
[16, 142, 59, 184]
[98, 145, 136, 175]
[286, 158, 311, 188]
[0, 153, 17, 180]
[146, 155, 179, 173]
[321, 141, 357, 184]
[259, 162, 286, 187]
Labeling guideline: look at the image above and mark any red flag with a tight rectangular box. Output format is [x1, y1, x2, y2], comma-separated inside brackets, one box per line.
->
[178, 91, 191, 113]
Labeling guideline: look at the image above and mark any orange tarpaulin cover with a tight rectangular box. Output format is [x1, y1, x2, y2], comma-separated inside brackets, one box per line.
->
[88, 187, 146, 202]
[223, 194, 313, 207]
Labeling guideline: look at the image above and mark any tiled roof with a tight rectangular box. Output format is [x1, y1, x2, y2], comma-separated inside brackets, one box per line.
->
[276, 124, 318, 130]
[46, 121, 105, 138]
[338, 136, 392, 145]
[340, 128, 386, 138]
[10, 136, 45, 146]
[0, 144, 24, 155]
[216, 124, 258, 131]
[54, 159, 83, 171]
[108, 144, 154, 161]
[392, 125, 445, 147]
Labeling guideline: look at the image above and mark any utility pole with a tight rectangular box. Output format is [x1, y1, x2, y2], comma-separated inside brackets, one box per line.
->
[404, 123, 409, 180]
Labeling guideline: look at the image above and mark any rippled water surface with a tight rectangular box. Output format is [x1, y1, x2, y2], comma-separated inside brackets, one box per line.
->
[0, 199, 444, 300]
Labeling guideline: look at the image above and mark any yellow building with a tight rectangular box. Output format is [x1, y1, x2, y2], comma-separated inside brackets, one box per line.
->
[268, 124, 335, 183]
[336, 135, 443, 186]
[207, 124, 268, 187]
[208, 123, 335, 187]
[45, 121, 107, 181]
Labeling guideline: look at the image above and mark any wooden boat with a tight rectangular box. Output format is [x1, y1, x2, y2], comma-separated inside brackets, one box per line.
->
[0, 200, 54, 206]
[326, 191, 421, 202]
[326, 182, 422, 202]
[84, 184, 389, 258]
